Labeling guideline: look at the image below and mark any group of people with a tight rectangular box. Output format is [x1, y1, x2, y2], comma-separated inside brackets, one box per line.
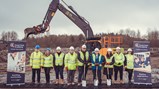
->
[29, 44, 134, 86]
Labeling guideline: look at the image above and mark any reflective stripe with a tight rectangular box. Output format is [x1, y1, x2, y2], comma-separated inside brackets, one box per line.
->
[32, 58, 40, 60]
[68, 61, 76, 64]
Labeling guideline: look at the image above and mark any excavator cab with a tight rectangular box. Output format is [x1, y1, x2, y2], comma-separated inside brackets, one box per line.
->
[85, 37, 102, 52]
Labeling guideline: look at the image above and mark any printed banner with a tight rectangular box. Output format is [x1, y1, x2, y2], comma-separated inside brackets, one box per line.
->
[7, 41, 26, 85]
[133, 41, 152, 85]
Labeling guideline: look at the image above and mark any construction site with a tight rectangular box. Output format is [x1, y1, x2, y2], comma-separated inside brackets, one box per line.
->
[0, 0, 159, 88]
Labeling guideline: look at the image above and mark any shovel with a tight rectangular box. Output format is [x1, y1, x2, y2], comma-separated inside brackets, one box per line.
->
[82, 64, 86, 87]
[107, 68, 111, 86]
[94, 66, 98, 86]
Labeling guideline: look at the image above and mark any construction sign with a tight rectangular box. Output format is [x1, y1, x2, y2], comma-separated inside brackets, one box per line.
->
[133, 41, 152, 85]
[6, 41, 26, 85]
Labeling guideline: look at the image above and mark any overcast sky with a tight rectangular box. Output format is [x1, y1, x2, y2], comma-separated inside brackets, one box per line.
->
[0, 0, 159, 39]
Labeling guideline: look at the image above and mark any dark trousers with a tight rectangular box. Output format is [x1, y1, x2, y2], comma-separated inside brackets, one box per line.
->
[68, 70, 75, 83]
[44, 67, 51, 83]
[32, 69, 41, 83]
[103, 68, 113, 80]
[92, 69, 102, 84]
[114, 65, 123, 81]
[78, 66, 88, 83]
[54, 66, 64, 79]
[126, 69, 133, 81]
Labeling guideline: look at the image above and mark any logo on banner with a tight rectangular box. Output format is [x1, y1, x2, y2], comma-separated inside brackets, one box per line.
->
[135, 43, 149, 49]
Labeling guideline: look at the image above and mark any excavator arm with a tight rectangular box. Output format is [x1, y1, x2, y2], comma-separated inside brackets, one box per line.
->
[24, 0, 101, 52]
[24, 0, 93, 39]
[24, 0, 59, 38]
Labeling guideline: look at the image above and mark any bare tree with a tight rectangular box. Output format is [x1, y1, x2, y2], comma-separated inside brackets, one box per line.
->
[119, 29, 124, 35]
[1, 31, 18, 41]
[136, 29, 140, 38]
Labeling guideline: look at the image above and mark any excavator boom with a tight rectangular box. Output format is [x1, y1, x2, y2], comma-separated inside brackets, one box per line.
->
[24, 0, 93, 39]
[24, 0, 101, 52]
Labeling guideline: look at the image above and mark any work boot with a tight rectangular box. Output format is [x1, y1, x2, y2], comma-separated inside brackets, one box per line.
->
[37, 82, 40, 85]
[72, 82, 75, 85]
[55, 79, 59, 84]
[128, 80, 132, 84]
[113, 80, 118, 84]
[60, 79, 64, 84]
[46, 81, 50, 85]
[120, 80, 124, 84]
[67, 83, 71, 86]
[77, 83, 81, 86]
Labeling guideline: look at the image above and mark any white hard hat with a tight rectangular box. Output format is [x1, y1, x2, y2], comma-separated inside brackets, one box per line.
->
[94, 48, 99, 52]
[107, 48, 112, 52]
[127, 48, 132, 52]
[69, 46, 74, 50]
[116, 47, 121, 50]
[56, 46, 61, 51]
[82, 44, 86, 48]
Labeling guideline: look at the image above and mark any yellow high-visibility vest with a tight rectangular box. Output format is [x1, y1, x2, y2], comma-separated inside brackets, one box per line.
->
[104, 56, 113, 68]
[77, 51, 89, 66]
[55, 53, 65, 66]
[113, 53, 125, 66]
[30, 51, 43, 69]
[65, 52, 77, 70]
[43, 54, 53, 67]
[125, 54, 134, 69]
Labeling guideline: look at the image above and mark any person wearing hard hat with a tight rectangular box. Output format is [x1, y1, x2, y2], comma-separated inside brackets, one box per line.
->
[30, 45, 43, 84]
[91, 48, 105, 85]
[53, 46, 65, 84]
[65, 46, 78, 86]
[103, 48, 114, 82]
[112, 47, 126, 84]
[125, 48, 134, 84]
[77, 44, 90, 86]
[42, 48, 53, 84]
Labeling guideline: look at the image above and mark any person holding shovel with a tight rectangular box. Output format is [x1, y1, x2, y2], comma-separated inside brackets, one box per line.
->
[77, 44, 90, 86]
[103, 48, 114, 85]
[65, 46, 78, 86]
[91, 48, 105, 85]
[125, 48, 134, 84]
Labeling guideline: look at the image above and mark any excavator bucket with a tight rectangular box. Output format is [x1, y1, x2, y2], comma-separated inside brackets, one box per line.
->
[24, 27, 37, 39]
[24, 24, 47, 39]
